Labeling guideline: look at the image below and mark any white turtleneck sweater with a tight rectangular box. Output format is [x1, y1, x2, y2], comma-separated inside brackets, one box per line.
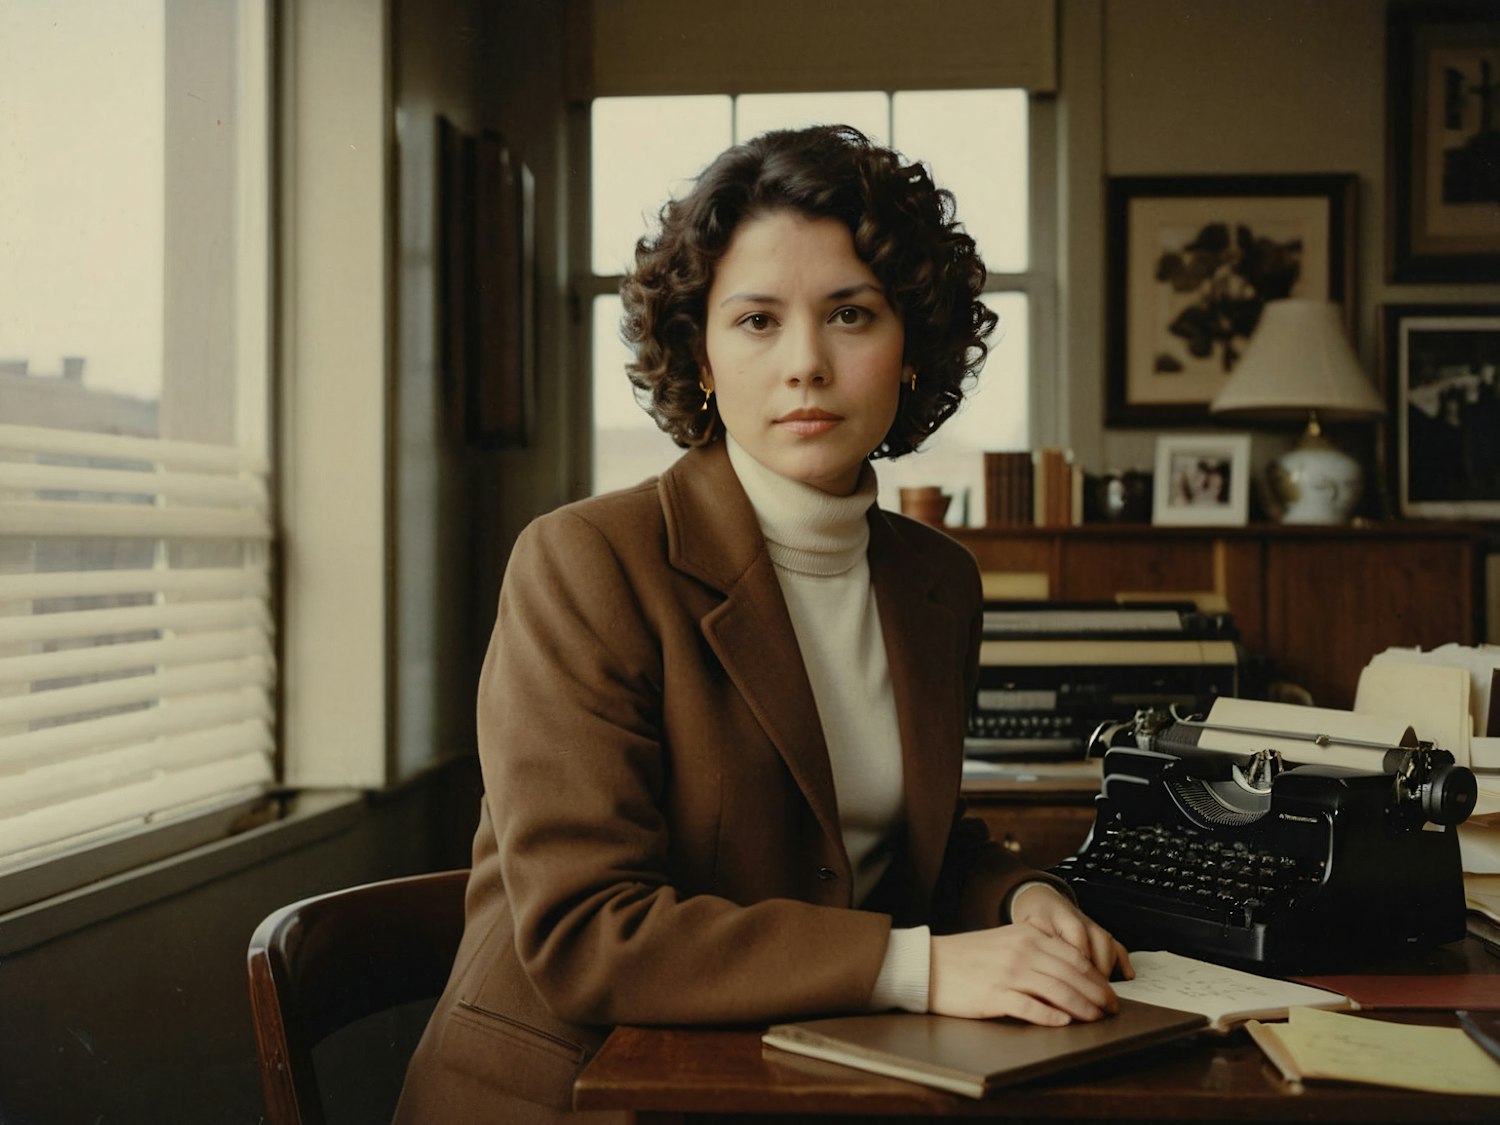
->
[726, 436, 930, 1013]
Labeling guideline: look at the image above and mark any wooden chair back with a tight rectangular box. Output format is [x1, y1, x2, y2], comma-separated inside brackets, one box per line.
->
[245, 868, 468, 1125]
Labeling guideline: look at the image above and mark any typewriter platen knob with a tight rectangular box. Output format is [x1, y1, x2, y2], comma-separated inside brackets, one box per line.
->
[1424, 763, 1478, 827]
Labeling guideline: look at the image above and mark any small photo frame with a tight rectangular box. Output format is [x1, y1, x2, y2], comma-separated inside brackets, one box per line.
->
[1380, 303, 1500, 519]
[1387, 2, 1500, 282]
[1106, 174, 1357, 426]
[1152, 433, 1252, 527]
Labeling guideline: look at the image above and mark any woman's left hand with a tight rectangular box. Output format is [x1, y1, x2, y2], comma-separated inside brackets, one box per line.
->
[1009, 883, 1134, 982]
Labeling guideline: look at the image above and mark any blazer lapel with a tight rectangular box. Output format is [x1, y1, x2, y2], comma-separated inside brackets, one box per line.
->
[868, 509, 964, 897]
[658, 445, 846, 865]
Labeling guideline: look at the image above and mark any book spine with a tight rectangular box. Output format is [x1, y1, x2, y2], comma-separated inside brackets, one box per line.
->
[1035, 447, 1072, 529]
[984, 451, 1035, 527]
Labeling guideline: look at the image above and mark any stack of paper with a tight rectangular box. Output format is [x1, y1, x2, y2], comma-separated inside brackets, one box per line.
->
[1247, 1007, 1500, 1095]
[1355, 645, 1500, 878]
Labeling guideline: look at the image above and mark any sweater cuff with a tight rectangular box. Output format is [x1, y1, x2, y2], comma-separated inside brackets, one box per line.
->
[1004, 879, 1059, 922]
[867, 926, 932, 1013]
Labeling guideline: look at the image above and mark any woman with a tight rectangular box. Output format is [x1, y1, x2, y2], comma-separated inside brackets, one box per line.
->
[396, 125, 1130, 1124]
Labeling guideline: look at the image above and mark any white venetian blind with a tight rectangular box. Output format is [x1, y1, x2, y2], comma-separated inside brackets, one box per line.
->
[0, 422, 275, 867]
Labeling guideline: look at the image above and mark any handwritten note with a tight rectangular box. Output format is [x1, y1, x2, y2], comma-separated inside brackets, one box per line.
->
[1264, 1005, 1500, 1095]
[1111, 951, 1347, 1028]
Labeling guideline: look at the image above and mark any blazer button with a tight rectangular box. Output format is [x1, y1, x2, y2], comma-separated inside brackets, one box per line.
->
[816, 866, 837, 881]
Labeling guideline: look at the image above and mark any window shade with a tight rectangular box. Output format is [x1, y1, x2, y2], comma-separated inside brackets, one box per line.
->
[0, 422, 275, 868]
[572, 0, 1058, 97]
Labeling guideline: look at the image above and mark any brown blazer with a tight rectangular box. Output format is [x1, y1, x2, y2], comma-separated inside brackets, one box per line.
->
[395, 441, 1063, 1122]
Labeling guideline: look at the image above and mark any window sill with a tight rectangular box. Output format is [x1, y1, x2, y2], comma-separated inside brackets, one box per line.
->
[0, 789, 365, 957]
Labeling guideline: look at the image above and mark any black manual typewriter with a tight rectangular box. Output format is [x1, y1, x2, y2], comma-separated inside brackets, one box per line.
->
[1048, 699, 1478, 971]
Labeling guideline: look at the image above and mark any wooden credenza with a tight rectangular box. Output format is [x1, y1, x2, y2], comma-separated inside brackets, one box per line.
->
[949, 522, 1488, 711]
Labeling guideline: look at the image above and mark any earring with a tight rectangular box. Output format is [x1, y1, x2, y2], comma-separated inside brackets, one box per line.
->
[907, 368, 918, 391]
[698, 379, 713, 412]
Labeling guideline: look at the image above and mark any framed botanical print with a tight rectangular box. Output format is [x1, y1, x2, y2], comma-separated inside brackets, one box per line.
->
[1105, 174, 1357, 427]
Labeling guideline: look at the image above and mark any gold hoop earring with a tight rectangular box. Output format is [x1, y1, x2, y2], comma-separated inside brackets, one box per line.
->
[698, 379, 713, 412]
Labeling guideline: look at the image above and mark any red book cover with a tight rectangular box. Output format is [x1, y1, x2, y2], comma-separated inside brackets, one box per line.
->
[1290, 974, 1500, 1011]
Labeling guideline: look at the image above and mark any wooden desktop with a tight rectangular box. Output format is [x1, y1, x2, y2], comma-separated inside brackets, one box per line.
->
[574, 940, 1500, 1122]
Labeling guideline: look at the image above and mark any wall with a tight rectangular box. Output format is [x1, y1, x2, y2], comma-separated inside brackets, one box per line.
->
[390, 0, 486, 781]
[1067, 0, 1500, 494]
[0, 771, 479, 1125]
[466, 0, 576, 647]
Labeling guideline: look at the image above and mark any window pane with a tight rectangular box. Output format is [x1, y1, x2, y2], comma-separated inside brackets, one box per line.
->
[591, 96, 732, 274]
[893, 90, 1028, 272]
[0, 0, 166, 418]
[735, 92, 889, 145]
[876, 293, 1028, 527]
[0, 0, 273, 873]
[592, 295, 681, 495]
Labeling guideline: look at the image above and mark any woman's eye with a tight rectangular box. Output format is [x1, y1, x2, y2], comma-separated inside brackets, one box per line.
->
[738, 312, 773, 331]
[832, 306, 872, 327]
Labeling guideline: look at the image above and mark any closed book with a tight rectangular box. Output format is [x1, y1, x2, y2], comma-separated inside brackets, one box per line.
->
[983, 451, 1033, 527]
[762, 1001, 1207, 1099]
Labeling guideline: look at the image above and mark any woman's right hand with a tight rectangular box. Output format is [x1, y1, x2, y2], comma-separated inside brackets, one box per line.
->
[928, 925, 1120, 1024]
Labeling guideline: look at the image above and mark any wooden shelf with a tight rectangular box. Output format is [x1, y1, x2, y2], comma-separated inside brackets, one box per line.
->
[949, 522, 1487, 710]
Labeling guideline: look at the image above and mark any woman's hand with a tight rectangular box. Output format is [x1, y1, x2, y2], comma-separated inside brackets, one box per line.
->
[1010, 882, 1134, 983]
[927, 886, 1133, 1025]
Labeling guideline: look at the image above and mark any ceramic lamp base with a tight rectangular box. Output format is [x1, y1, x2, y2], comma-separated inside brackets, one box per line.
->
[1267, 428, 1364, 524]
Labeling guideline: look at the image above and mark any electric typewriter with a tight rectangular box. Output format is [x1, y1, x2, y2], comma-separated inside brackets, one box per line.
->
[966, 601, 1256, 760]
[1048, 697, 1479, 971]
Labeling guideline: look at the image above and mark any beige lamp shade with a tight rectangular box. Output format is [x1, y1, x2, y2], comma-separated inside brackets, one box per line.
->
[1209, 299, 1385, 421]
[1210, 299, 1383, 524]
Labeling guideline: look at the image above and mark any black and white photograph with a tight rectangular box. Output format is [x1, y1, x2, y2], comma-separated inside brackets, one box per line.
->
[1151, 433, 1252, 526]
[1383, 304, 1500, 517]
[1388, 2, 1500, 280]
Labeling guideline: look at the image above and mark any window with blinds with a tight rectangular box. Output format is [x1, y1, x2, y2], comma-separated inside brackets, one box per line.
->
[0, 0, 273, 891]
[0, 425, 274, 869]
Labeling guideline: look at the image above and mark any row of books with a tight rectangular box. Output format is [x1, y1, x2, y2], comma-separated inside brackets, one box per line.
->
[983, 449, 1084, 528]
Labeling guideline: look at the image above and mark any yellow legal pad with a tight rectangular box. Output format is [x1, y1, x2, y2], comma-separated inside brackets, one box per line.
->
[1247, 1006, 1500, 1096]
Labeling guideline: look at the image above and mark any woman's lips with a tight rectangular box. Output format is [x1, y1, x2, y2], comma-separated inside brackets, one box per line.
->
[776, 409, 841, 436]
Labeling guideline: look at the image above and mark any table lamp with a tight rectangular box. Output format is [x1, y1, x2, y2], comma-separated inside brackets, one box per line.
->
[1209, 298, 1385, 524]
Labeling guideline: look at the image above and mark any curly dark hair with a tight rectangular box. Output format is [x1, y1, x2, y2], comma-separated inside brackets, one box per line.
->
[618, 124, 998, 458]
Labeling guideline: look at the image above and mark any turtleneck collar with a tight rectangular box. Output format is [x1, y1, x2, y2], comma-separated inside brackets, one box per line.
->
[725, 435, 877, 577]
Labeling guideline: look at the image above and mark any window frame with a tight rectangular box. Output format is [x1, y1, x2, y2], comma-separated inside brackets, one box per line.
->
[570, 92, 1061, 500]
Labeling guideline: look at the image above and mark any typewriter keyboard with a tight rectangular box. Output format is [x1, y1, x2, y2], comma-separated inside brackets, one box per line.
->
[1052, 821, 1326, 928]
[965, 712, 1079, 757]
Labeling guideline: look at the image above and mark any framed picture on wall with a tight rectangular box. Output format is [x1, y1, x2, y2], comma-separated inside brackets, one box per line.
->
[1106, 174, 1357, 427]
[1151, 433, 1252, 527]
[470, 131, 537, 448]
[438, 116, 477, 444]
[1380, 303, 1500, 519]
[1387, 2, 1500, 282]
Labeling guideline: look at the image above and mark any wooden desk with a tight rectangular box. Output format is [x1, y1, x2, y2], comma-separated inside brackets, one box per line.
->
[575, 940, 1500, 1123]
[960, 761, 1101, 868]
